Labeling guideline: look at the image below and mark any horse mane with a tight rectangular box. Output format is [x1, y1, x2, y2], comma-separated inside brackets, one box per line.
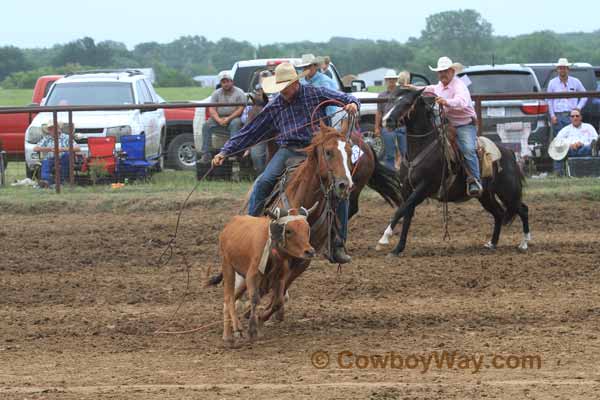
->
[288, 127, 346, 187]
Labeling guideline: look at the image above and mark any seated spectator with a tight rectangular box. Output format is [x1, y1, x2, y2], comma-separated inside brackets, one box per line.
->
[200, 71, 246, 164]
[33, 120, 80, 184]
[550, 109, 599, 174]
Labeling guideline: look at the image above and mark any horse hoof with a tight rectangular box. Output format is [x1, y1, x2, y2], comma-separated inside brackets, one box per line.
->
[386, 252, 402, 259]
[375, 243, 389, 251]
[517, 243, 528, 253]
[483, 242, 496, 250]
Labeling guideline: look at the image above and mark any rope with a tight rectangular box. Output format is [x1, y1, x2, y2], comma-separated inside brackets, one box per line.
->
[153, 99, 355, 335]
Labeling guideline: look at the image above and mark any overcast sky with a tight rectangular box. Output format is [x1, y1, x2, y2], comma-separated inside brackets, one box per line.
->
[2, 0, 598, 49]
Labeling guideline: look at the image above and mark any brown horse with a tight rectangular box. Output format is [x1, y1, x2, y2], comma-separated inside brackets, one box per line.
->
[208, 120, 403, 323]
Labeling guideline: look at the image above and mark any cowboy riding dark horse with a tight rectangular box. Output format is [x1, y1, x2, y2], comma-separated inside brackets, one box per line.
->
[375, 57, 531, 256]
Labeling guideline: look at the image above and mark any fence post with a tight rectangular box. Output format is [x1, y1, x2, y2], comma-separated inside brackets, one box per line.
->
[475, 98, 482, 137]
[68, 111, 75, 185]
[53, 111, 61, 194]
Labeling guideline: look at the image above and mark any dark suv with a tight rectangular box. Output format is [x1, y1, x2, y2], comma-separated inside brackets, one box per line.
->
[458, 64, 550, 168]
[525, 63, 600, 130]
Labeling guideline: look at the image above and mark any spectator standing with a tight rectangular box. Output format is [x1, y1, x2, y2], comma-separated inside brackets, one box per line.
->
[320, 55, 333, 79]
[547, 58, 588, 136]
[200, 71, 246, 164]
[375, 69, 407, 169]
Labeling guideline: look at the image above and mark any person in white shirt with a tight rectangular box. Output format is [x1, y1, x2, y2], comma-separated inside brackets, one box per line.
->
[552, 109, 599, 173]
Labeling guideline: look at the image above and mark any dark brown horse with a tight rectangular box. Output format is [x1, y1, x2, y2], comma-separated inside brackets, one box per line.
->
[209, 120, 402, 322]
[376, 88, 531, 255]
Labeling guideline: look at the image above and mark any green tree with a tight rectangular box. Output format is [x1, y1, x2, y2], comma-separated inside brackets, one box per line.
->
[419, 9, 493, 65]
[0, 46, 30, 80]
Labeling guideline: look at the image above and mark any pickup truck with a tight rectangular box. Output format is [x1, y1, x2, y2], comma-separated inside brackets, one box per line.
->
[192, 58, 382, 168]
[0, 75, 62, 161]
[193, 58, 431, 166]
[0, 73, 197, 171]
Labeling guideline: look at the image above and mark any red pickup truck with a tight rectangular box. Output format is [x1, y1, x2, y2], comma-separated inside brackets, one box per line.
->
[0, 74, 197, 170]
[0, 75, 61, 159]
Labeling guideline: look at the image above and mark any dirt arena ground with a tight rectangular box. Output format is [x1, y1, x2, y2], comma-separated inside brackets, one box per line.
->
[1, 195, 599, 399]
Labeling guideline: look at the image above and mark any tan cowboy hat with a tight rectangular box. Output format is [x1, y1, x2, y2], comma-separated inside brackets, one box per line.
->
[296, 54, 320, 68]
[41, 119, 62, 134]
[548, 137, 570, 160]
[383, 69, 398, 80]
[556, 58, 572, 68]
[429, 56, 464, 73]
[262, 62, 301, 94]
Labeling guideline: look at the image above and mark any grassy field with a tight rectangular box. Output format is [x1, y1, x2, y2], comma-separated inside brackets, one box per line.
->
[0, 86, 213, 106]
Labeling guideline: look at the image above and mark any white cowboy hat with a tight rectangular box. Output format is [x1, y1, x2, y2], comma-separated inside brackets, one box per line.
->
[262, 62, 301, 94]
[296, 54, 320, 68]
[217, 70, 233, 81]
[548, 137, 570, 160]
[383, 69, 398, 80]
[556, 58, 572, 68]
[429, 56, 464, 73]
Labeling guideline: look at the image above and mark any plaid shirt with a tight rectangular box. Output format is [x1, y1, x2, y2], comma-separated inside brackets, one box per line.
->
[221, 84, 359, 155]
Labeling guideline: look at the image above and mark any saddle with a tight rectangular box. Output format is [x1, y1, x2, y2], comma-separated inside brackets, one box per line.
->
[445, 126, 502, 179]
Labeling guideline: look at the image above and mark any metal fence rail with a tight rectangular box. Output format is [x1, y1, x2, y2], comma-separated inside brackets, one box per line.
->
[2, 90, 599, 193]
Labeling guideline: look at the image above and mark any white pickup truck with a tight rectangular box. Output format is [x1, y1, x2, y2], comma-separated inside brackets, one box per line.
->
[24, 70, 166, 176]
[193, 58, 431, 166]
[193, 58, 380, 157]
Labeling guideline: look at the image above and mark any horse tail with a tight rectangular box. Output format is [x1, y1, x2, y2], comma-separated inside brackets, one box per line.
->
[366, 146, 404, 207]
[498, 147, 526, 226]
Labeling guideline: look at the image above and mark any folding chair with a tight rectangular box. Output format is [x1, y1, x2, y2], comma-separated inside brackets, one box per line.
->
[85, 137, 117, 178]
[118, 134, 153, 181]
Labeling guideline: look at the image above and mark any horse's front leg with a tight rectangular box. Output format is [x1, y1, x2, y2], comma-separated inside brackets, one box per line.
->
[388, 183, 428, 257]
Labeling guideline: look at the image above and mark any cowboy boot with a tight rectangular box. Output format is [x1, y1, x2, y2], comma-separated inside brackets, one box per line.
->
[332, 239, 352, 264]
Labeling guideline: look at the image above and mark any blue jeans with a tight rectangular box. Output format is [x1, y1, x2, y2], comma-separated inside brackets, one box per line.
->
[553, 145, 592, 172]
[248, 147, 349, 241]
[382, 127, 407, 169]
[455, 124, 480, 181]
[552, 113, 571, 136]
[41, 153, 70, 182]
[201, 117, 242, 154]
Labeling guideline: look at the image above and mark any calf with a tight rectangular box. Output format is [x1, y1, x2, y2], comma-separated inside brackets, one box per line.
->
[211, 205, 317, 346]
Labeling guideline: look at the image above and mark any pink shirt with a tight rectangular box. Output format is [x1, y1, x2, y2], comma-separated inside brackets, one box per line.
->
[425, 77, 476, 127]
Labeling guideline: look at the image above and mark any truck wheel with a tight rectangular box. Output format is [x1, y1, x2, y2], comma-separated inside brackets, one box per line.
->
[167, 133, 196, 171]
[360, 122, 385, 160]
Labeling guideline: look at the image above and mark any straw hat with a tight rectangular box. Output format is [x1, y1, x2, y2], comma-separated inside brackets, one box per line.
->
[556, 58, 572, 68]
[41, 119, 62, 134]
[548, 137, 570, 160]
[296, 54, 320, 68]
[262, 62, 301, 94]
[429, 56, 464, 73]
